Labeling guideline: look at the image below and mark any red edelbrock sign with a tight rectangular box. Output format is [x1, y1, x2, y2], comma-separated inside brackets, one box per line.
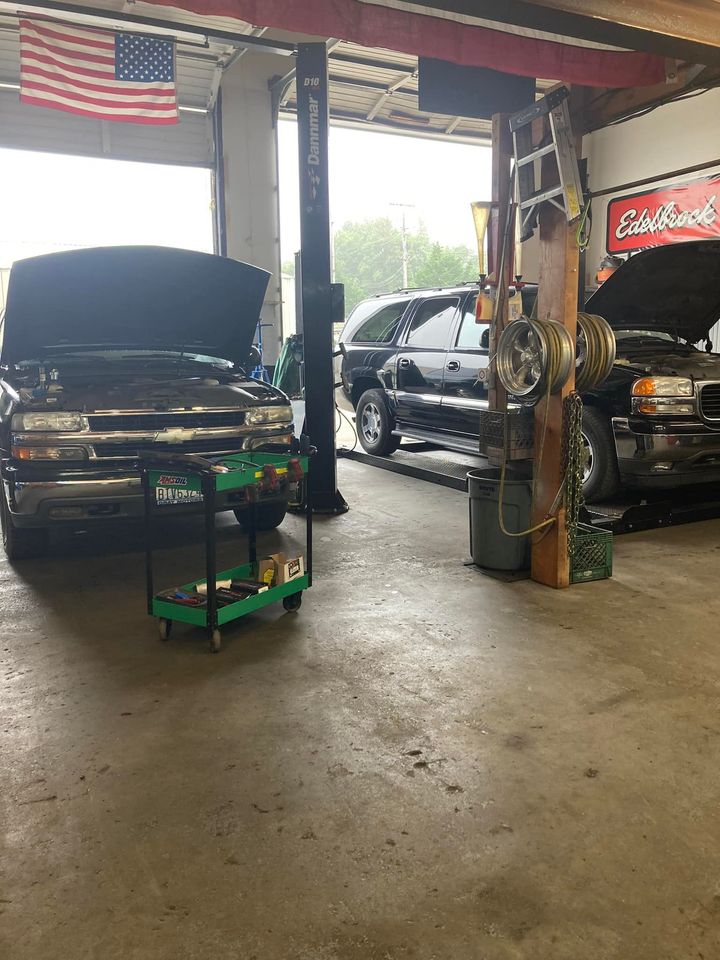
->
[606, 175, 720, 254]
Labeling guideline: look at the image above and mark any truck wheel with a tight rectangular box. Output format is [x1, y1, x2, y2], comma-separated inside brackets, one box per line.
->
[581, 407, 620, 503]
[0, 486, 48, 560]
[234, 500, 288, 532]
[356, 389, 399, 456]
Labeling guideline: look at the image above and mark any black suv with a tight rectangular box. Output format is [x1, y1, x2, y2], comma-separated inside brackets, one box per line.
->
[338, 241, 720, 501]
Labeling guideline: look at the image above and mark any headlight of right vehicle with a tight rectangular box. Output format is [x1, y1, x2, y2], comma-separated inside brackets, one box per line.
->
[631, 377, 695, 415]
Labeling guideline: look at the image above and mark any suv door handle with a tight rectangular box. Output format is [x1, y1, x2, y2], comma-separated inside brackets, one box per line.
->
[446, 360, 461, 372]
[398, 358, 412, 368]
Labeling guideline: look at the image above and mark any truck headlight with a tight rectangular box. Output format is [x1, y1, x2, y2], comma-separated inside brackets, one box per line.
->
[245, 406, 292, 425]
[12, 445, 87, 461]
[632, 377, 695, 415]
[11, 411, 86, 432]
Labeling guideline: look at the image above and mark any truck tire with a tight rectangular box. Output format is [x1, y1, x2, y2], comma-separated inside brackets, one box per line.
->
[356, 389, 399, 456]
[1, 486, 48, 560]
[234, 500, 288, 532]
[581, 407, 620, 503]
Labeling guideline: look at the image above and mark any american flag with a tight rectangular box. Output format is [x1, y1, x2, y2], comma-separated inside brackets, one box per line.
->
[19, 19, 179, 125]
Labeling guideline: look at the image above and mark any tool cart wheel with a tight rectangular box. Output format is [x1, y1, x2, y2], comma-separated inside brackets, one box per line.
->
[158, 618, 172, 641]
[283, 592, 303, 612]
[209, 629, 222, 653]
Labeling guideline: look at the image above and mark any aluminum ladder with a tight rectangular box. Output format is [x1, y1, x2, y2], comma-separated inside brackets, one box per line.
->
[510, 86, 584, 241]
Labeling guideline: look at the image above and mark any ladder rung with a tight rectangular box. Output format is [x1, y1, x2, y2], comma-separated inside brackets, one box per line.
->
[518, 185, 564, 209]
[516, 143, 556, 166]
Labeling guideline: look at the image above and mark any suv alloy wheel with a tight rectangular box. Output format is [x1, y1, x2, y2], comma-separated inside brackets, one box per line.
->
[356, 389, 400, 456]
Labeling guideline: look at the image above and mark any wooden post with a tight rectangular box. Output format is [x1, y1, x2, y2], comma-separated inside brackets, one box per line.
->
[488, 113, 513, 414]
[530, 187, 579, 589]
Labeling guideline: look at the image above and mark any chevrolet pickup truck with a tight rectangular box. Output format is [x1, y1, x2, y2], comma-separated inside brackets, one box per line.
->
[0, 246, 294, 559]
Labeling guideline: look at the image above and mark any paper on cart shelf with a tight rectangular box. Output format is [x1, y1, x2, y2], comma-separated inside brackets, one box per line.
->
[195, 579, 232, 596]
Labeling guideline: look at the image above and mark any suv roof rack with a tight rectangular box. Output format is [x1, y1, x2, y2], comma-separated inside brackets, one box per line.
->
[390, 281, 482, 294]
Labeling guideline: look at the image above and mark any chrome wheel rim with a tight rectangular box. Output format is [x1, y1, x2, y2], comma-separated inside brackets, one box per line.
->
[361, 402, 382, 444]
[496, 319, 544, 397]
[496, 317, 574, 402]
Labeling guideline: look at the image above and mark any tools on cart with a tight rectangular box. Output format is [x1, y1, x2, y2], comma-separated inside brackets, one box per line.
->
[140, 441, 313, 653]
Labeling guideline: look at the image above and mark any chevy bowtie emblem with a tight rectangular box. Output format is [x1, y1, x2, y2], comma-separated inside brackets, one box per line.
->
[155, 428, 196, 443]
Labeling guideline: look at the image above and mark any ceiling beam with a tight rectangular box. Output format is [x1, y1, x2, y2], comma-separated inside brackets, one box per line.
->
[0, 0, 295, 54]
[405, 0, 720, 66]
[580, 63, 720, 133]
[366, 69, 417, 121]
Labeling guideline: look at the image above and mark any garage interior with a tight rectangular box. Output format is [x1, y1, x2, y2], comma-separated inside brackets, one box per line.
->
[3, 1, 720, 957]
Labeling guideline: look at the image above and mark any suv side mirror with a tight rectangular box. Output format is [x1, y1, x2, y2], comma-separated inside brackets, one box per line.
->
[246, 346, 261, 369]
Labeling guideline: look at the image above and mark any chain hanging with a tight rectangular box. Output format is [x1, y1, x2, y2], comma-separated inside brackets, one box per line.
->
[563, 392, 585, 562]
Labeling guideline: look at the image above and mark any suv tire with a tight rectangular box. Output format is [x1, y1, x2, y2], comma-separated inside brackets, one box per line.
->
[234, 500, 288, 532]
[1, 485, 48, 560]
[356, 389, 400, 456]
[581, 407, 620, 503]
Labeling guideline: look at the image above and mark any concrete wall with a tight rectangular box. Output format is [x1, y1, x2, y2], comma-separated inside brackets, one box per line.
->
[219, 52, 288, 365]
[584, 87, 720, 288]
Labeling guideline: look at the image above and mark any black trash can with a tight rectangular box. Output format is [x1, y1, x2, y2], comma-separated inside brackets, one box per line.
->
[468, 467, 532, 571]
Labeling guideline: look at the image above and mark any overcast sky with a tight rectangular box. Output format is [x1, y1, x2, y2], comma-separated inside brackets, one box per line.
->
[0, 123, 491, 268]
[278, 119, 491, 262]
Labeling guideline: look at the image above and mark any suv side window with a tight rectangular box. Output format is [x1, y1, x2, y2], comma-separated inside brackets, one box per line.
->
[404, 296, 460, 349]
[349, 299, 410, 344]
[455, 295, 489, 351]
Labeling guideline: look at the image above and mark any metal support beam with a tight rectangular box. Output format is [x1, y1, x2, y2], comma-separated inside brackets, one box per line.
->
[0, 0, 295, 54]
[271, 39, 341, 111]
[296, 42, 347, 515]
[366, 70, 416, 121]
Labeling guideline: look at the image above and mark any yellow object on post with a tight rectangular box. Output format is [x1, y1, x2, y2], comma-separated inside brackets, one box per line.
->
[470, 200, 492, 276]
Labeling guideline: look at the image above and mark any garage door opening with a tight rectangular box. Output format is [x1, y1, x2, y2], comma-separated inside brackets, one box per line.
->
[0, 147, 215, 308]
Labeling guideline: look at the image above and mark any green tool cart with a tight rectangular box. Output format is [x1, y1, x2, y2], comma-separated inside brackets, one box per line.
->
[140, 442, 312, 653]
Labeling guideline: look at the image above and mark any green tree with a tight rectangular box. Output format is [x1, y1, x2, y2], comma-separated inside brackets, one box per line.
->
[333, 218, 404, 312]
[333, 217, 477, 312]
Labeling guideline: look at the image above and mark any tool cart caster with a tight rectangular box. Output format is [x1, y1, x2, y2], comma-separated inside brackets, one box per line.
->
[283, 592, 303, 612]
[159, 618, 172, 641]
[209, 629, 222, 654]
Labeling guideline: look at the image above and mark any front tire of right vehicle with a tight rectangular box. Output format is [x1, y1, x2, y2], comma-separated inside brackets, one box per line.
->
[0, 485, 48, 560]
[356, 389, 400, 456]
[581, 406, 620, 503]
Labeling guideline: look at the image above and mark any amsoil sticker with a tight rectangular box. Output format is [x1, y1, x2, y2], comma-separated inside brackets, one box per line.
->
[157, 474, 188, 486]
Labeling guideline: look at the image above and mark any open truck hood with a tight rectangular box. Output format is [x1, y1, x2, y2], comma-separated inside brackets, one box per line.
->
[0, 246, 270, 367]
[586, 240, 720, 344]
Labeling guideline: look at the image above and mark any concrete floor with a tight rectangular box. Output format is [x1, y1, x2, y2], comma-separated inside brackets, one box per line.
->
[2, 460, 720, 960]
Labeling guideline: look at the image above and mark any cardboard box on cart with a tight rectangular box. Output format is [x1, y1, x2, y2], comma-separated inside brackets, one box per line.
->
[257, 553, 305, 587]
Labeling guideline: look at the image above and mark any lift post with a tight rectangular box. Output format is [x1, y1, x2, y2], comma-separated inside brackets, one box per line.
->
[295, 42, 347, 514]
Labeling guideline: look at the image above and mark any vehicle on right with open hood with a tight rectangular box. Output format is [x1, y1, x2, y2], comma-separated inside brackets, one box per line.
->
[338, 240, 720, 501]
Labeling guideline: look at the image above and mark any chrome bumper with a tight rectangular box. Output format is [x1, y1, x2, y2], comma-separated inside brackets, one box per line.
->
[612, 416, 720, 487]
[2, 433, 292, 527]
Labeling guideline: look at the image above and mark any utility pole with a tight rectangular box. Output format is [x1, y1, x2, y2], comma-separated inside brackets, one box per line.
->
[390, 202, 414, 288]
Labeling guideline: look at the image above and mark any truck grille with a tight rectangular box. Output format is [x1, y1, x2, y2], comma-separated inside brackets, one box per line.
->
[88, 411, 246, 431]
[700, 383, 720, 420]
[93, 438, 245, 459]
